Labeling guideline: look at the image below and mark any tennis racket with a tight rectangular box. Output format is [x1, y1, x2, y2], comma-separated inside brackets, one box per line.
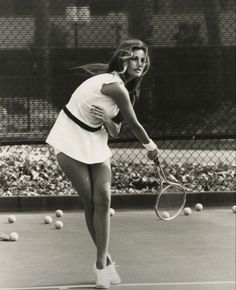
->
[154, 158, 186, 221]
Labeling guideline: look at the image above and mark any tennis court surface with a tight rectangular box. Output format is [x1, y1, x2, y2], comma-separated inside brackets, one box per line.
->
[0, 208, 235, 290]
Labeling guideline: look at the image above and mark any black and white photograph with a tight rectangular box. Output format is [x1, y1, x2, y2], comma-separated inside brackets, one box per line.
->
[0, 1, 235, 289]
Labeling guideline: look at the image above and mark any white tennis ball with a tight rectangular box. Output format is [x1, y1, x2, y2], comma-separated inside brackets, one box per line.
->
[44, 215, 53, 224]
[9, 232, 19, 241]
[55, 209, 63, 218]
[195, 203, 203, 211]
[232, 205, 236, 213]
[8, 215, 16, 223]
[162, 211, 170, 219]
[109, 208, 115, 217]
[183, 207, 192, 216]
[55, 220, 63, 229]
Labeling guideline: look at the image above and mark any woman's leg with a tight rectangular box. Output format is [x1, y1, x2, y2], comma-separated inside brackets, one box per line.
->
[56, 153, 96, 244]
[90, 159, 112, 270]
[57, 153, 112, 269]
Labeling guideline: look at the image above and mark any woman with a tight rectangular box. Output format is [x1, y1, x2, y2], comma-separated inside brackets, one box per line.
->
[46, 39, 159, 289]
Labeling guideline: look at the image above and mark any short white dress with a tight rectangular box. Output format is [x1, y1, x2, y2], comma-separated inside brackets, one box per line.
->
[46, 72, 124, 164]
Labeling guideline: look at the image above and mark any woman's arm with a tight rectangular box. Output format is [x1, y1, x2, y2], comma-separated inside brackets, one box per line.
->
[101, 82, 158, 159]
[102, 82, 151, 143]
[104, 118, 121, 138]
[90, 105, 121, 137]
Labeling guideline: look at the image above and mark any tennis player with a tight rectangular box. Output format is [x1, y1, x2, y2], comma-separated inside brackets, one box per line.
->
[46, 38, 159, 289]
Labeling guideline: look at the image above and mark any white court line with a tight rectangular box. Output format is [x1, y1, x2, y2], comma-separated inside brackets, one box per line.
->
[2, 280, 236, 290]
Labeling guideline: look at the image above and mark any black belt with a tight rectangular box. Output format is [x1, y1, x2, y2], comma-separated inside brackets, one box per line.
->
[63, 106, 102, 132]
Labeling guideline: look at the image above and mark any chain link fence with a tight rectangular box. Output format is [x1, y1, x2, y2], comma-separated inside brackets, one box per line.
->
[0, 0, 235, 196]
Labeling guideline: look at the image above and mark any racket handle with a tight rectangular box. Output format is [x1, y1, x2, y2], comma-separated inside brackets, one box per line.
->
[154, 157, 160, 166]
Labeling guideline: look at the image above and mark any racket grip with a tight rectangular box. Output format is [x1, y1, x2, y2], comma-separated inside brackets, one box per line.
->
[154, 157, 160, 165]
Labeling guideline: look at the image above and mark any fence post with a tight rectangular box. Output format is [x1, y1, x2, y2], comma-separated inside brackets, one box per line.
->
[127, 0, 156, 126]
[203, 0, 224, 102]
[32, 0, 51, 100]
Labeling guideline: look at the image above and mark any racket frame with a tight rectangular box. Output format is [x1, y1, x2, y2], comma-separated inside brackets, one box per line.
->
[154, 159, 186, 221]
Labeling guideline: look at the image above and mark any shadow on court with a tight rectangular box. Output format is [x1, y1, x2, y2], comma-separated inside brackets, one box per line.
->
[0, 209, 235, 290]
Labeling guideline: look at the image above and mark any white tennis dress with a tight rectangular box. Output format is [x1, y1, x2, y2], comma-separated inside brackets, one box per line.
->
[46, 72, 124, 164]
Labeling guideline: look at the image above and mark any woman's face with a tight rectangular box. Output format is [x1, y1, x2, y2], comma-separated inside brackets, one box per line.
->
[126, 49, 146, 78]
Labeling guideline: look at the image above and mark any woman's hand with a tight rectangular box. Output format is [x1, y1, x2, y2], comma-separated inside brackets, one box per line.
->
[90, 105, 108, 122]
[90, 105, 121, 137]
[147, 148, 159, 161]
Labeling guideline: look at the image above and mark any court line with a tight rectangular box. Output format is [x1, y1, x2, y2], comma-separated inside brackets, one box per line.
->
[2, 280, 236, 290]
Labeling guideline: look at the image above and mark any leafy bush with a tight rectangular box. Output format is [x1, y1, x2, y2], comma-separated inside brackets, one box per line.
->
[0, 145, 235, 196]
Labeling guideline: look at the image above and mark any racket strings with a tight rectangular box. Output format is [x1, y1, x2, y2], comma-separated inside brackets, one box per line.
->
[158, 184, 186, 218]
[155, 164, 186, 220]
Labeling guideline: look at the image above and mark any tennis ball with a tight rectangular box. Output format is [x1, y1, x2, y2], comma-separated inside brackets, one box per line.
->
[232, 205, 236, 213]
[162, 211, 170, 219]
[195, 203, 203, 211]
[55, 220, 63, 229]
[44, 215, 53, 224]
[109, 208, 115, 217]
[183, 207, 192, 216]
[8, 215, 16, 223]
[55, 209, 63, 218]
[9, 232, 19, 241]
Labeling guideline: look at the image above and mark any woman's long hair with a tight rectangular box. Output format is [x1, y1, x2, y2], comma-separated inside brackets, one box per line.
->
[78, 39, 149, 96]
[108, 38, 150, 76]
[75, 39, 150, 123]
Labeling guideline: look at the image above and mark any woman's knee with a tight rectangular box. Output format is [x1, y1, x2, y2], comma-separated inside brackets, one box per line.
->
[81, 193, 94, 211]
[93, 188, 111, 212]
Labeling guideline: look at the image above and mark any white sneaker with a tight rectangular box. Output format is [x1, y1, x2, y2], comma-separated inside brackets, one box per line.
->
[94, 264, 110, 289]
[107, 262, 121, 285]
